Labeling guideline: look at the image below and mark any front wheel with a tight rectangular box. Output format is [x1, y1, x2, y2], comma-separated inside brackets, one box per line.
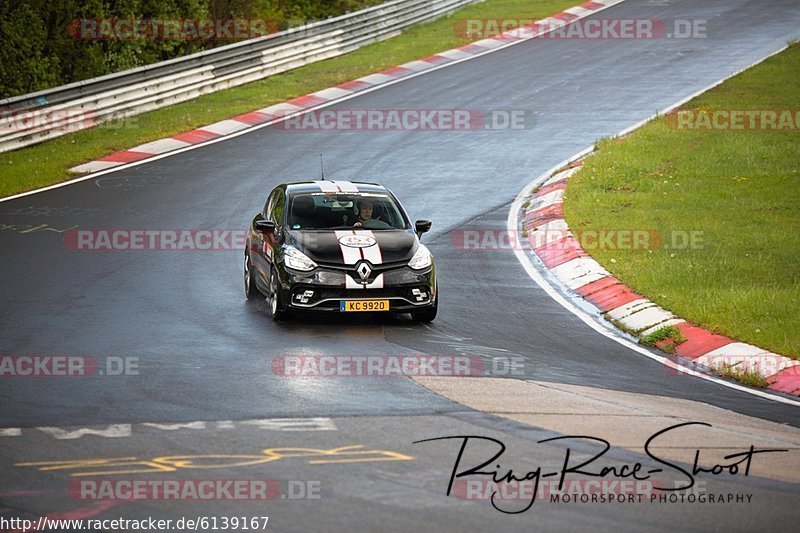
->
[411, 299, 437, 322]
[244, 253, 259, 300]
[268, 267, 290, 321]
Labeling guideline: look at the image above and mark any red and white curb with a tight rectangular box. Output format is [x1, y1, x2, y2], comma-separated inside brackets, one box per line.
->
[67, 0, 626, 175]
[520, 161, 800, 397]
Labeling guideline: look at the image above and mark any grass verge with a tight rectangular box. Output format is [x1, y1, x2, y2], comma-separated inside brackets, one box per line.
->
[0, 0, 577, 198]
[565, 43, 800, 358]
[711, 363, 770, 388]
[640, 326, 686, 354]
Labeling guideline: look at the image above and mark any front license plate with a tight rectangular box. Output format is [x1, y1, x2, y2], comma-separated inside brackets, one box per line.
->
[340, 300, 390, 312]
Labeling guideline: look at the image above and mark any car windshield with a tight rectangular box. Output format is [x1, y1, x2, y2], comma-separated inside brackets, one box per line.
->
[287, 193, 408, 230]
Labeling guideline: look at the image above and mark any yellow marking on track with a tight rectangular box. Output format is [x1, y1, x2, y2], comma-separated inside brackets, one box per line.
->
[151, 454, 279, 471]
[15, 457, 174, 476]
[15, 445, 413, 477]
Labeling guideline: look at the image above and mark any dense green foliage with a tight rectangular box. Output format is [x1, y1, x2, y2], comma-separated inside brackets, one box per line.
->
[0, 0, 383, 98]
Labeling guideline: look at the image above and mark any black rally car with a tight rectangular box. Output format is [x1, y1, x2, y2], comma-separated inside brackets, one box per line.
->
[244, 180, 437, 321]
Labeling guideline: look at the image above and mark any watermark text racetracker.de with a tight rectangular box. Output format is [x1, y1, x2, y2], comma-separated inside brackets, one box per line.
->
[451, 228, 706, 251]
[0, 108, 96, 133]
[64, 229, 248, 251]
[665, 109, 800, 130]
[274, 109, 532, 131]
[0, 355, 138, 377]
[68, 478, 320, 501]
[68, 18, 282, 40]
[453, 477, 753, 505]
[1, 109, 139, 133]
[272, 355, 526, 377]
[453, 18, 707, 40]
[666, 354, 800, 379]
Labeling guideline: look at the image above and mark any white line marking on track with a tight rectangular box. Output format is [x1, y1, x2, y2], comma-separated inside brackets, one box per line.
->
[0, 417, 338, 439]
[141, 421, 207, 431]
[36, 424, 132, 440]
[240, 417, 338, 431]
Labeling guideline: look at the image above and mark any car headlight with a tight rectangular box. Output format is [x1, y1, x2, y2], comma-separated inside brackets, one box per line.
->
[408, 244, 432, 270]
[283, 245, 318, 271]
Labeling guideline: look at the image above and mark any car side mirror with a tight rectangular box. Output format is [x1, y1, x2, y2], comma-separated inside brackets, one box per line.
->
[415, 219, 432, 238]
[255, 219, 276, 233]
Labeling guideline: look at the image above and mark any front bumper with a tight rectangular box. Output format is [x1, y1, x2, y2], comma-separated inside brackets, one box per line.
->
[281, 263, 436, 312]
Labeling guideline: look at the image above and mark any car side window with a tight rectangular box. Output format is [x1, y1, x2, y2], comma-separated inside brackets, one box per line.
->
[263, 191, 276, 219]
[272, 191, 285, 225]
[265, 190, 285, 222]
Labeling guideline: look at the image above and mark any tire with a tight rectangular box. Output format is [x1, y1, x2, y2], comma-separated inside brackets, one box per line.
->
[268, 267, 290, 321]
[244, 252, 259, 300]
[411, 299, 437, 322]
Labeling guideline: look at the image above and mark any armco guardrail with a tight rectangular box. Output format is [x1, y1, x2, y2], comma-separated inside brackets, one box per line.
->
[0, 0, 480, 153]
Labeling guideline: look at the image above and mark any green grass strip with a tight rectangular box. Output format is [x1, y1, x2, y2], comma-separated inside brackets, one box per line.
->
[0, 0, 576, 198]
[565, 43, 800, 358]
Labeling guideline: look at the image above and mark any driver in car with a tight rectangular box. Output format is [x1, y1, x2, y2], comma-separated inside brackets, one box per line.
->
[353, 198, 381, 227]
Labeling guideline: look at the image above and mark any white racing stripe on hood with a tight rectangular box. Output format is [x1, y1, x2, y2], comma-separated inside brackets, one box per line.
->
[355, 230, 383, 265]
[334, 230, 384, 265]
[336, 229, 384, 289]
[334, 230, 362, 264]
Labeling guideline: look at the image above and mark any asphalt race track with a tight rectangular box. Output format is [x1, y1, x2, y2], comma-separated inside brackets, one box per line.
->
[1, 0, 799, 531]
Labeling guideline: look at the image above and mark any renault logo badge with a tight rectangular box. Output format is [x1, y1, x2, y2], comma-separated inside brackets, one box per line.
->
[356, 262, 372, 281]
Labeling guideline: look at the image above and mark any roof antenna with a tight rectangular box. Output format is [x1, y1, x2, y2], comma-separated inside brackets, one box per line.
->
[319, 154, 326, 180]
